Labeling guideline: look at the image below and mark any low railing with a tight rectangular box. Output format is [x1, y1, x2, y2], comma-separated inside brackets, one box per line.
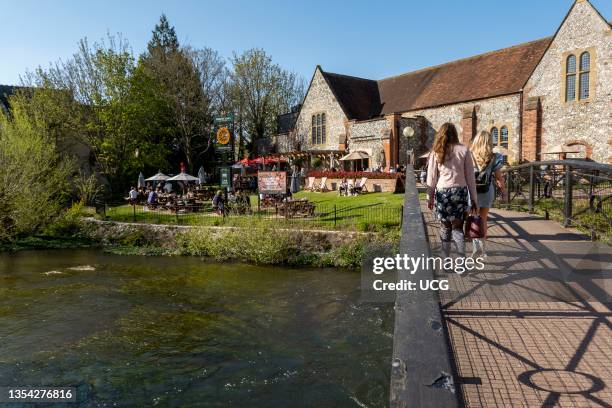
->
[96, 200, 404, 232]
[499, 160, 611, 242]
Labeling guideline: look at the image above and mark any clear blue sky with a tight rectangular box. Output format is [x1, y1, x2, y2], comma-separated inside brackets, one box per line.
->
[1, 0, 610, 85]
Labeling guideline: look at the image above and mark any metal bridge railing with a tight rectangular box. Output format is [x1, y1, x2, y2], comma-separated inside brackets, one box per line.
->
[500, 160, 611, 242]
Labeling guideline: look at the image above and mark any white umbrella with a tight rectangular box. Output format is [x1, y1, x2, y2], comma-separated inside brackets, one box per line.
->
[145, 171, 170, 181]
[197, 166, 206, 185]
[339, 151, 370, 161]
[137, 172, 145, 188]
[167, 172, 199, 182]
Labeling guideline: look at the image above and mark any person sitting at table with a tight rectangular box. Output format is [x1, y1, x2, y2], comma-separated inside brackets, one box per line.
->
[128, 187, 138, 205]
[147, 189, 158, 205]
[212, 190, 225, 216]
[164, 181, 173, 193]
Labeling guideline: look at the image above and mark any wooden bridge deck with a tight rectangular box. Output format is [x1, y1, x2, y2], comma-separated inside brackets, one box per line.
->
[423, 206, 611, 407]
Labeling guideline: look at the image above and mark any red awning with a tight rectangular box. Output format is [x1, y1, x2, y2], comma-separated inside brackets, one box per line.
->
[253, 156, 287, 164]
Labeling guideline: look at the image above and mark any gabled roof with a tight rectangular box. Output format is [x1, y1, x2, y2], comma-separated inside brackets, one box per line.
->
[276, 110, 299, 134]
[319, 71, 381, 120]
[377, 37, 552, 114]
[317, 36, 552, 120]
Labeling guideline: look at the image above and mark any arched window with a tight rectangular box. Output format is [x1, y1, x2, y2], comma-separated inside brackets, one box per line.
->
[500, 126, 509, 148]
[491, 127, 499, 146]
[491, 126, 509, 164]
[311, 113, 326, 145]
[565, 54, 576, 102]
[579, 52, 590, 100]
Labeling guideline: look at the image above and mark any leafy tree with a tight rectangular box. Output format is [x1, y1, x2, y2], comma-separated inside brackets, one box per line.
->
[227, 48, 304, 151]
[25, 35, 171, 193]
[0, 95, 75, 240]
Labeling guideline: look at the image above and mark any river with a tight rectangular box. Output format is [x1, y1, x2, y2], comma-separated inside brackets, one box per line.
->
[0, 250, 393, 407]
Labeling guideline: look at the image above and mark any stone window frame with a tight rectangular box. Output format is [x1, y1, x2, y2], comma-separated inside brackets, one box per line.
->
[311, 112, 327, 145]
[490, 124, 511, 164]
[561, 47, 597, 105]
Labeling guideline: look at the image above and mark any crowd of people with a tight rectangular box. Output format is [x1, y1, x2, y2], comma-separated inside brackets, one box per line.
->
[425, 123, 506, 260]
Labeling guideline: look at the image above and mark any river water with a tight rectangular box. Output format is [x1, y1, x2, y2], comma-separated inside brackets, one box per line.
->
[0, 250, 393, 407]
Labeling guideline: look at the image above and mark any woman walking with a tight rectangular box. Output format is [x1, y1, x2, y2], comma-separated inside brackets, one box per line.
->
[427, 123, 478, 258]
[470, 131, 506, 257]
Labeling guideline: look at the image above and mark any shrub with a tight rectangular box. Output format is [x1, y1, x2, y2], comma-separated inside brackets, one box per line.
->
[177, 227, 299, 265]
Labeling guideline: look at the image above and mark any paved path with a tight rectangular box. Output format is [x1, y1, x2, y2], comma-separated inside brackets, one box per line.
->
[423, 206, 611, 407]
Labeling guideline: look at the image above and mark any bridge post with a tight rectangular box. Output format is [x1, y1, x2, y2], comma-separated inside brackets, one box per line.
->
[528, 165, 535, 213]
[563, 164, 573, 227]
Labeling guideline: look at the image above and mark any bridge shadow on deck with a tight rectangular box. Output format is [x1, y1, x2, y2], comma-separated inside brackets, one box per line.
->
[423, 205, 611, 407]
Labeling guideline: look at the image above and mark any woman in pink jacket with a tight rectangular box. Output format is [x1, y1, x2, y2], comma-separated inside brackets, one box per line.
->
[427, 123, 478, 258]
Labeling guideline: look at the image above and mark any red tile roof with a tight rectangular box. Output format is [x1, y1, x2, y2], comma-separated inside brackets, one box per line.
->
[320, 37, 552, 120]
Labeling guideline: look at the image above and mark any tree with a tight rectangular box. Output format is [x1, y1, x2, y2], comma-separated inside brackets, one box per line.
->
[0, 94, 75, 240]
[24, 34, 171, 192]
[143, 15, 211, 172]
[147, 14, 179, 56]
[227, 49, 304, 152]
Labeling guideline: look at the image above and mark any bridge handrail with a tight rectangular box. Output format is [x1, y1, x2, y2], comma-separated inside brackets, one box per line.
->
[502, 160, 612, 172]
[498, 160, 610, 241]
[389, 164, 459, 407]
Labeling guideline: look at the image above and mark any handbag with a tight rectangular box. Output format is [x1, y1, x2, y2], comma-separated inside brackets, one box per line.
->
[464, 215, 483, 240]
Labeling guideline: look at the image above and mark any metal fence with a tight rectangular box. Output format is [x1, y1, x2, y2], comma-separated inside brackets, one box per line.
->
[499, 160, 611, 241]
[97, 200, 404, 231]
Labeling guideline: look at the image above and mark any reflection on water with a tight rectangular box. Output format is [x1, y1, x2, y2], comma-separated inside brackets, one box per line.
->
[0, 250, 393, 407]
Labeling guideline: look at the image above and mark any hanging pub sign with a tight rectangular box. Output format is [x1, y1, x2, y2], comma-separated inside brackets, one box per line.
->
[213, 113, 235, 165]
[257, 171, 288, 194]
[216, 127, 231, 147]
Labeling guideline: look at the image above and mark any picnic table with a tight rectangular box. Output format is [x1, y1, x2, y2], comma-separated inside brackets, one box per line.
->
[276, 199, 315, 218]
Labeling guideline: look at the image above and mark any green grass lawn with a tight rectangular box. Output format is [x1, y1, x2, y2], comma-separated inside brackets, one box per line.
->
[102, 191, 405, 232]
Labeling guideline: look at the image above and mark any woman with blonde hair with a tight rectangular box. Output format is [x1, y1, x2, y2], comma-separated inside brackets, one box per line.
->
[427, 123, 478, 259]
[470, 130, 506, 257]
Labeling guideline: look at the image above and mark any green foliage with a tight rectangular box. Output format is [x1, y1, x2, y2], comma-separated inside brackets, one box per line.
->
[177, 227, 299, 265]
[0, 104, 75, 241]
[311, 157, 323, 169]
[74, 172, 105, 205]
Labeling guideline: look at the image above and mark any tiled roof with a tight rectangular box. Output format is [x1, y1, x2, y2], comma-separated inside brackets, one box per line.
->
[320, 71, 381, 120]
[377, 37, 552, 114]
[276, 110, 299, 134]
[319, 37, 552, 120]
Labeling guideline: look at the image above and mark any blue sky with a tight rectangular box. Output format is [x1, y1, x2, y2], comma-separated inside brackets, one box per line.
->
[1, 0, 610, 85]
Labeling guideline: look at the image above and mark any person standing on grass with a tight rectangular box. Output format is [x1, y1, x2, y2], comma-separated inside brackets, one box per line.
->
[128, 187, 138, 205]
[470, 130, 506, 257]
[212, 190, 225, 216]
[426, 123, 478, 259]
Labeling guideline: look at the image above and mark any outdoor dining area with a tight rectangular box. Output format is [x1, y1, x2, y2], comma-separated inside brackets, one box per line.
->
[127, 167, 218, 214]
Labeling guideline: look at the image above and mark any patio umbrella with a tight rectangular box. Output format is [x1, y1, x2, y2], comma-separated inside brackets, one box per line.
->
[290, 169, 300, 193]
[197, 166, 206, 185]
[145, 171, 170, 182]
[167, 172, 200, 182]
[339, 151, 370, 161]
[137, 172, 145, 188]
